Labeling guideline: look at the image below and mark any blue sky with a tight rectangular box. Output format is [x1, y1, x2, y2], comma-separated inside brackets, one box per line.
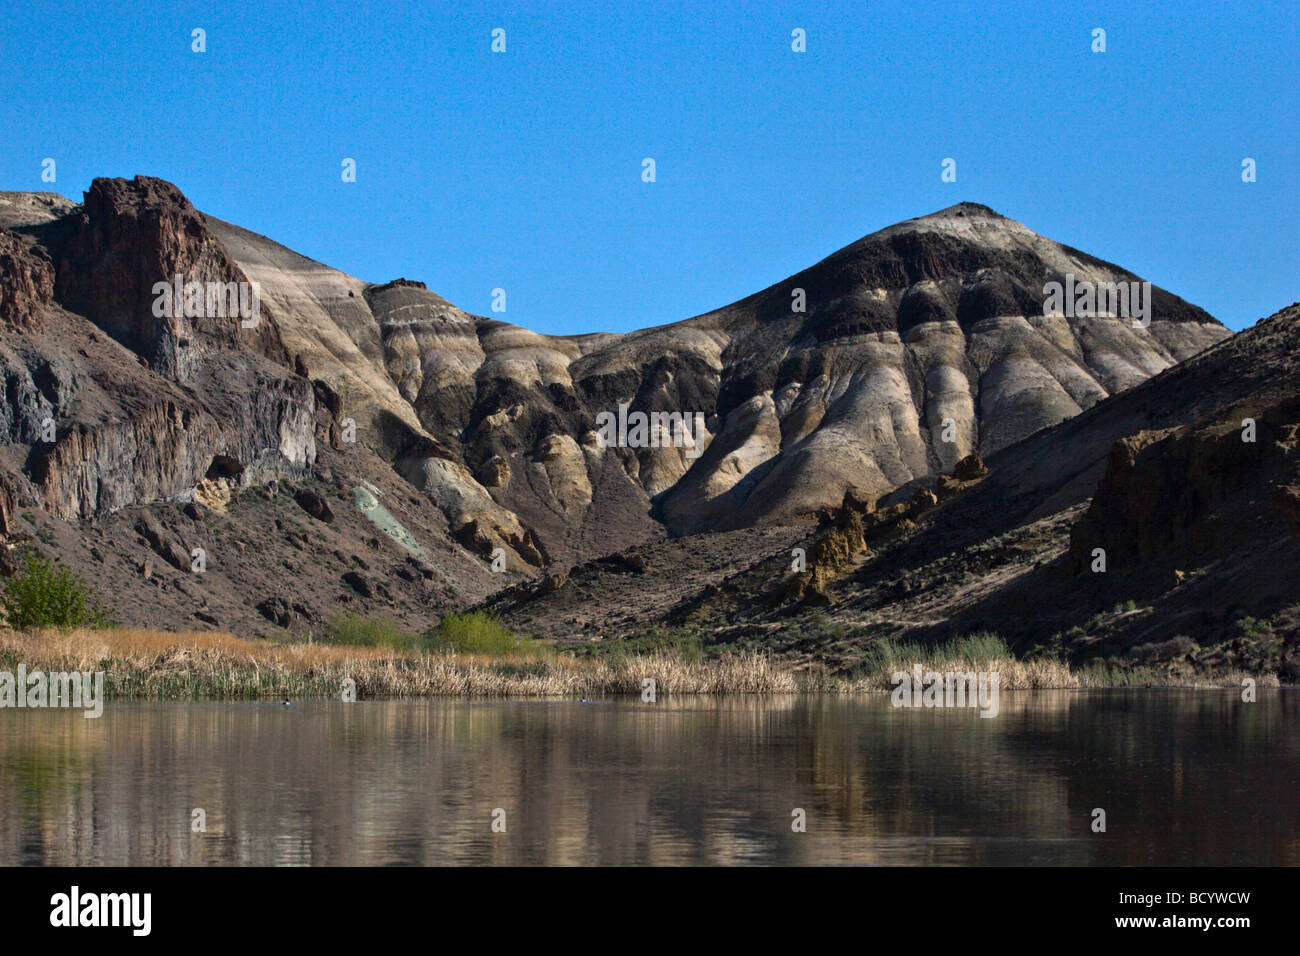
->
[1, 0, 1295, 333]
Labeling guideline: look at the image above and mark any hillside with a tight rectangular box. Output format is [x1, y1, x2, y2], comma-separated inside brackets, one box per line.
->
[0, 176, 1251, 656]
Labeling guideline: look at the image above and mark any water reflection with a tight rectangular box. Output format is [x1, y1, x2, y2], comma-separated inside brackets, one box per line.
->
[1, 691, 1296, 865]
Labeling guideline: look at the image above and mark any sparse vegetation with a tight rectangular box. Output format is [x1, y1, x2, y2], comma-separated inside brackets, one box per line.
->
[1027, 630, 1072, 663]
[587, 624, 706, 663]
[1, 552, 115, 631]
[841, 632, 1076, 690]
[803, 612, 848, 641]
[1236, 616, 1273, 638]
[424, 611, 548, 657]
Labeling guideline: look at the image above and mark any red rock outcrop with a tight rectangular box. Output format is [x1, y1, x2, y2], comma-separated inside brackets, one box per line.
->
[0, 226, 54, 330]
[50, 176, 286, 380]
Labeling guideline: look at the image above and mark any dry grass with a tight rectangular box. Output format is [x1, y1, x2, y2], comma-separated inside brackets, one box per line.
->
[806, 654, 1082, 692]
[0, 627, 798, 699]
[0, 627, 1256, 701]
[802, 630, 1273, 691]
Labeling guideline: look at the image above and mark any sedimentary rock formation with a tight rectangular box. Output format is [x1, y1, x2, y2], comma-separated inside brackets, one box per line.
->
[162, 190, 1229, 562]
[0, 177, 1237, 639]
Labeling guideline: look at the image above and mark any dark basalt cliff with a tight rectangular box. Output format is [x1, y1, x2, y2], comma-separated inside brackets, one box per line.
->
[1, 180, 315, 527]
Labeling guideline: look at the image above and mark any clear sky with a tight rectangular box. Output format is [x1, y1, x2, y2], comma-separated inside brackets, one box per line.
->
[2, 0, 1295, 333]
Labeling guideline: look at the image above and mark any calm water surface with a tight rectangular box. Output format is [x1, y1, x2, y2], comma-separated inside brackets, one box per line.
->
[1, 691, 1296, 865]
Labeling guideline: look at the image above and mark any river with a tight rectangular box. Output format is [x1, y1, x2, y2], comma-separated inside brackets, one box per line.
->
[1, 690, 1295, 865]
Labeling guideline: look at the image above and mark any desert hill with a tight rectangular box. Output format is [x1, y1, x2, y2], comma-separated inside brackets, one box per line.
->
[1, 176, 1255, 656]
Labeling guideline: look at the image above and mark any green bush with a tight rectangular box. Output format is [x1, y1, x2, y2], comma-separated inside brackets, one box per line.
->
[858, 636, 926, 675]
[425, 611, 544, 656]
[946, 631, 1011, 663]
[858, 631, 1011, 675]
[319, 612, 421, 650]
[2, 552, 115, 630]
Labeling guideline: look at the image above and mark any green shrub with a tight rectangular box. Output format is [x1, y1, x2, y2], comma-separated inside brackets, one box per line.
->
[1236, 616, 1272, 638]
[1, 552, 115, 630]
[586, 624, 706, 663]
[425, 611, 544, 656]
[858, 636, 925, 674]
[320, 612, 421, 650]
[802, 612, 847, 641]
[1027, 632, 1068, 663]
[858, 631, 1010, 675]
[946, 631, 1011, 663]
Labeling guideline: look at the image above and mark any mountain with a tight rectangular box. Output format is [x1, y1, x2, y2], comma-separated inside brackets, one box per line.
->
[0, 176, 1238, 643]
[209, 196, 1229, 555]
[488, 302, 1299, 677]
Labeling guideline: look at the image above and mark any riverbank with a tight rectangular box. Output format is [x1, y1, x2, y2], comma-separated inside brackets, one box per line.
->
[0, 627, 1272, 699]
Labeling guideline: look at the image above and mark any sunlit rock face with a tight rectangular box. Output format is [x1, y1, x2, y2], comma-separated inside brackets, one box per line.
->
[575, 202, 1227, 536]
